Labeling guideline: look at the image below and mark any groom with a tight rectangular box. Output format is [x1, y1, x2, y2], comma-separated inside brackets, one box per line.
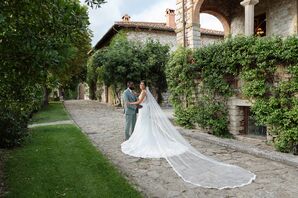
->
[123, 81, 141, 140]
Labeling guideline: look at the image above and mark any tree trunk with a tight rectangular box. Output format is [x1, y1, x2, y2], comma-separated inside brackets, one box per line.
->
[89, 81, 97, 100]
[43, 86, 50, 106]
[156, 88, 163, 104]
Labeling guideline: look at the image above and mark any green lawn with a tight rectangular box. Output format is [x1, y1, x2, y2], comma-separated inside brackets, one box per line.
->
[5, 125, 142, 198]
[30, 102, 70, 124]
[4, 101, 142, 197]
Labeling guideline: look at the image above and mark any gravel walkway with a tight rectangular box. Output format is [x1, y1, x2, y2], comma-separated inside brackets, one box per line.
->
[65, 100, 298, 198]
[28, 120, 73, 128]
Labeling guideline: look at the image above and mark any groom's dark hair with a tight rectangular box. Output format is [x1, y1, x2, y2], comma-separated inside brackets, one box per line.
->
[127, 81, 134, 87]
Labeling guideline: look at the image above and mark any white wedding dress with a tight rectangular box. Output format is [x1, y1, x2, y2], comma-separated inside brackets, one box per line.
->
[121, 87, 256, 189]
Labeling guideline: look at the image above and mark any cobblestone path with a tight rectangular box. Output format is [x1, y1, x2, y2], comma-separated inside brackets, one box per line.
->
[65, 100, 298, 198]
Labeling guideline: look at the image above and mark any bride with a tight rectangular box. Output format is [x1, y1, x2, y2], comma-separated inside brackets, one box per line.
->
[121, 81, 256, 189]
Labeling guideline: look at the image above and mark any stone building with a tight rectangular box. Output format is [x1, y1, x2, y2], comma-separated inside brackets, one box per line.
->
[91, 9, 224, 105]
[176, 0, 298, 138]
[176, 0, 298, 48]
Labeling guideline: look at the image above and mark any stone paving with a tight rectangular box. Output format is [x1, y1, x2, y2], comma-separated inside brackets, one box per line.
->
[28, 120, 74, 128]
[180, 130, 298, 168]
[65, 100, 298, 198]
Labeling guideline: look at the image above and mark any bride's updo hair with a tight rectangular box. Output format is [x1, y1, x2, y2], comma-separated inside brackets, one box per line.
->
[140, 80, 146, 87]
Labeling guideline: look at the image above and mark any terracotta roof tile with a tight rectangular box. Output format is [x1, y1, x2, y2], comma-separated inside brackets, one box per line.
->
[115, 21, 224, 36]
[114, 21, 175, 32]
[200, 28, 224, 36]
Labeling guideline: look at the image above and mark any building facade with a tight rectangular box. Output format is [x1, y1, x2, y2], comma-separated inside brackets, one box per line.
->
[176, 0, 298, 138]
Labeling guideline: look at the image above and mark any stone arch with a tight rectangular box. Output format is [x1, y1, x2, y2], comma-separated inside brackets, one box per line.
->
[193, 0, 231, 36]
[201, 9, 231, 36]
[176, 0, 232, 48]
[193, 0, 204, 24]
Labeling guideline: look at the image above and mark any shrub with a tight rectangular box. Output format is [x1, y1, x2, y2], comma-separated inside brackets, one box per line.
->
[0, 105, 29, 148]
[0, 85, 43, 148]
[174, 106, 197, 129]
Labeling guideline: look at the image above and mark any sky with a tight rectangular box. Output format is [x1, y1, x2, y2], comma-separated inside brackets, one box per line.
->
[80, 0, 223, 46]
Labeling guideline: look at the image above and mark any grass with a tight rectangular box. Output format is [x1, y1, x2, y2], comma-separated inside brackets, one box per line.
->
[4, 124, 142, 198]
[4, 100, 142, 197]
[30, 102, 69, 124]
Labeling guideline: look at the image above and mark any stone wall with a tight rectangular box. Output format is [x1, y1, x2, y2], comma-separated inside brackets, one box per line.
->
[227, 97, 252, 135]
[231, 0, 298, 36]
[230, 2, 245, 36]
[126, 31, 177, 51]
[201, 34, 224, 46]
[265, 0, 298, 36]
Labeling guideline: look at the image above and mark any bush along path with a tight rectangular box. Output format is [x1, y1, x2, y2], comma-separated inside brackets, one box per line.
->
[64, 100, 298, 198]
[3, 102, 142, 198]
[0, 149, 6, 197]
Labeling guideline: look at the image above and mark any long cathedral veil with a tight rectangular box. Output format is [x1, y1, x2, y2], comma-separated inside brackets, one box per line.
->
[146, 87, 256, 189]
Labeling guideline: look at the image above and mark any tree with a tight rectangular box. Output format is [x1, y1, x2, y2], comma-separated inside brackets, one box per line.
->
[87, 33, 170, 105]
[142, 39, 170, 103]
[101, 33, 144, 104]
[41, 2, 91, 105]
[87, 49, 106, 100]
[0, 0, 92, 147]
[84, 0, 105, 8]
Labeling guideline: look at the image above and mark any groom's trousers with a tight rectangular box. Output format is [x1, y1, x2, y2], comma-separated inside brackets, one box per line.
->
[125, 114, 137, 140]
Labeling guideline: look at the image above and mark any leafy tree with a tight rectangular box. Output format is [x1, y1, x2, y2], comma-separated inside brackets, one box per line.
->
[0, 0, 92, 147]
[141, 39, 170, 103]
[87, 33, 170, 105]
[84, 0, 105, 8]
[87, 49, 106, 100]
[101, 33, 144, 104]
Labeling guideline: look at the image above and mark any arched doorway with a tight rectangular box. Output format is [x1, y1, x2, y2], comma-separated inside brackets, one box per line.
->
[175, 0, 232, 48]
[200, 11, 230, 36]
[200, 13, 224, 32]
[194, 0, 231, 36]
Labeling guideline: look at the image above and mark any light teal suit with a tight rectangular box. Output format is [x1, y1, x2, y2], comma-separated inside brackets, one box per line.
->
[123, 88, 138, 140]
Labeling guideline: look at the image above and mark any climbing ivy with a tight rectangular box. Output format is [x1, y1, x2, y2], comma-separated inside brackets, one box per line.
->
[166, 47, 197, 128]
[166, 36, 298, 153]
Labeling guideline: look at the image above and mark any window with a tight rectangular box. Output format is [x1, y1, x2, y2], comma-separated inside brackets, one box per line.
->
[240, 107, 267, 136]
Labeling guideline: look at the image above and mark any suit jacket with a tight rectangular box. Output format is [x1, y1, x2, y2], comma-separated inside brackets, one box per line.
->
[123, 88, 138, 115]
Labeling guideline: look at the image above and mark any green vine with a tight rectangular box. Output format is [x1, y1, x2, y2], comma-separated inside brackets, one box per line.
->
[166, 36, 298, 152]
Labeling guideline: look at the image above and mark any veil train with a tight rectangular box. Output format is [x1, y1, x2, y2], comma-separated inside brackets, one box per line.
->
[144, 87, 256, 189]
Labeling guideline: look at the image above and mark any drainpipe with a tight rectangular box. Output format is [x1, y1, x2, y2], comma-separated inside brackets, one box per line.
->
[297, 0, 298, 34]
[182, 0, 186, 47]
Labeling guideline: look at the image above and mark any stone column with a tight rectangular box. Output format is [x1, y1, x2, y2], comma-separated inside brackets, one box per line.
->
[187, 23, 201, 48]
[240, 0, 259, 36]
[176, 0, 201, 48]
[175, 0, 184, 46]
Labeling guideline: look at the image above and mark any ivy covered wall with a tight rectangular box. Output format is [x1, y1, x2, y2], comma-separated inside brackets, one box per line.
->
[166, 36, 298, 153]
